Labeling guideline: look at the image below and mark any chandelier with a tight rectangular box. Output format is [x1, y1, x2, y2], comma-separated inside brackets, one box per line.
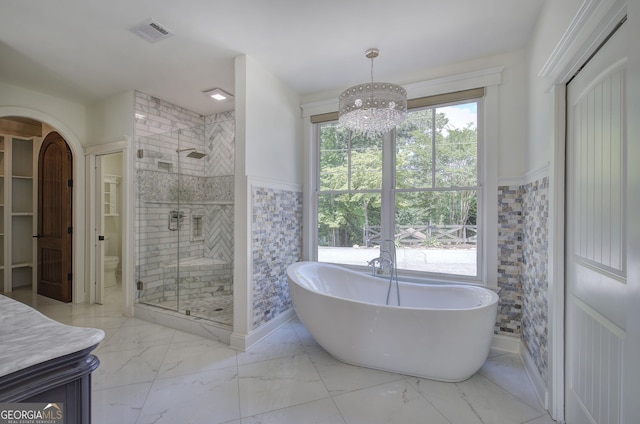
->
[338, 48, 407, 138]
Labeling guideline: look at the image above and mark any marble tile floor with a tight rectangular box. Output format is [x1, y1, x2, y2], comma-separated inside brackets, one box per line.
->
[7, 286, 557, 424]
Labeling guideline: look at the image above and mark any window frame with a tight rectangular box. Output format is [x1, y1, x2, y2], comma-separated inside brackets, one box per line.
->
[302, 70, 500, 288]
[313, 96, 484, 284]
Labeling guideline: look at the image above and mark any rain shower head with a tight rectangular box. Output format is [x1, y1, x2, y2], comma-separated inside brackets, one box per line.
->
[177, 148, 207, 159]
[186, 150, 206, 159]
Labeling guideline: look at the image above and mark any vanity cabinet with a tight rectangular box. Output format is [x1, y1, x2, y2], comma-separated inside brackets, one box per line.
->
[0, 296, 104, 424]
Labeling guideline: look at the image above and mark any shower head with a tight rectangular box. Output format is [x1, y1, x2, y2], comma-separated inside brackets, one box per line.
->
[176, 147, 207, 159]
[186, 150, 206, 159]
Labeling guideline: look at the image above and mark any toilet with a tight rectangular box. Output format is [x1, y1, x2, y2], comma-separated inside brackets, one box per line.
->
[104, 236, 119, 287]
[104, 256, 119, 287]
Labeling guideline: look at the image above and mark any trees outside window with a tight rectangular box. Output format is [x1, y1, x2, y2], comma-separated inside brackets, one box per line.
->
[316, 99, 481, 279]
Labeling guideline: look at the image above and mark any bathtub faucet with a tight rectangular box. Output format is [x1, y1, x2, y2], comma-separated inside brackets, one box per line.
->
[368, 239, 401, 306]
[367, 257, 393, 276]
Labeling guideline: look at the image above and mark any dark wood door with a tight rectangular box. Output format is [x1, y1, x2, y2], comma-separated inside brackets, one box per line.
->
[37, 132, 73, 302]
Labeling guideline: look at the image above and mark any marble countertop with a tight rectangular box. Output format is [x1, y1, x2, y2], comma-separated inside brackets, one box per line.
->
[0, 295, 105, 378]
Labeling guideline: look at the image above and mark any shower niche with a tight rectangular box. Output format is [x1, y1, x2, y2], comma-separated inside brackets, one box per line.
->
[135, 120, 235, 328]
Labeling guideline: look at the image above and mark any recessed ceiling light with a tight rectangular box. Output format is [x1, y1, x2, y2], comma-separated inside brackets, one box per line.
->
[203, 88, 233, 101]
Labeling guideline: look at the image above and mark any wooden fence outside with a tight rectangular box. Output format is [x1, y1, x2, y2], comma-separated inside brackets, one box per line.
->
[366, 224, 477, 247]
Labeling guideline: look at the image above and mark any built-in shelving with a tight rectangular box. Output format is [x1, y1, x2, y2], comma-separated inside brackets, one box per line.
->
[104, 174, 119, 216]
[1, 134, 38, 292]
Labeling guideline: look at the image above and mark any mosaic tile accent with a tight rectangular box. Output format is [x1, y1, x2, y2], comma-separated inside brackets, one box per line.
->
[521, 177, 549, 382]
[138, 170, 233, 203]
[496, 177, 549, 385]
[497, 186, 524, 336]
[252, 186, 303, 329]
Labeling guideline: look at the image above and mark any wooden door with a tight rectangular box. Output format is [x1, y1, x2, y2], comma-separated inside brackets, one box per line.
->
[37, 132, 73, 302]
[565, 21, 629, 423]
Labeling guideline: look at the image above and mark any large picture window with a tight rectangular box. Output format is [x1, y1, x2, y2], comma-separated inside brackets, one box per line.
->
[315, 91, 483, 280]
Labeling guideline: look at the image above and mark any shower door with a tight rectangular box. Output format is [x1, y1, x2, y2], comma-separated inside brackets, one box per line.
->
[135, 122, 234, 327]
[136, 128, 182, 311]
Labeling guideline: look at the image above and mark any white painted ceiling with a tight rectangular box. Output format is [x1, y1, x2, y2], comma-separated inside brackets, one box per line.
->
[0, 0, 545, 115]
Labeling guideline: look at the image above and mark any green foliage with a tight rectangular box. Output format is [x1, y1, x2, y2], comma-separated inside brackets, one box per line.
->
[317, 103, 479, 248]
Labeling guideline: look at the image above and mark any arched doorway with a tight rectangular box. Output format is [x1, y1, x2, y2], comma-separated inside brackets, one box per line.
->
[0, 108, 85, 304]
[37, 132, 73, 302]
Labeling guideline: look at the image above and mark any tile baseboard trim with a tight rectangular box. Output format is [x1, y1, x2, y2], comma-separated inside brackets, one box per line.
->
[491, 334, 521, 353]
[230, 308, 296, 351]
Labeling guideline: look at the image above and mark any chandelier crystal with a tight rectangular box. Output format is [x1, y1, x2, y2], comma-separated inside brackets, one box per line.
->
[338, 48, 407, 138]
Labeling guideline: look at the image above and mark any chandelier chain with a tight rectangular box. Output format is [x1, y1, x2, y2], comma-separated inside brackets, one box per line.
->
[370, 55, 374, 85]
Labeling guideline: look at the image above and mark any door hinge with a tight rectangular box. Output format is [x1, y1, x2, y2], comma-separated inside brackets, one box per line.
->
[67, 273, 72, 281]
[68, 179, 73, 187]
[67, 227, 72, 234]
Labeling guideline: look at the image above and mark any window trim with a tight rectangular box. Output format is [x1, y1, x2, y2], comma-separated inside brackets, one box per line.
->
[301, 68, 501, 288]
[314, 97, 484, 283]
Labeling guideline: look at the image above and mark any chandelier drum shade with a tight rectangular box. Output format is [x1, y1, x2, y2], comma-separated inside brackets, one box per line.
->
[338, 48, 407, 138]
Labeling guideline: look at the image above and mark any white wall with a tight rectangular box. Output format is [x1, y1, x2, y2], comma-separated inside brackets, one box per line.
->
[232, 54, 303, 347]
[525, 0, 592, 173]
[87, 91, 135, 144]
[0, 81, 87, 143]
[243, 56, 302, 183]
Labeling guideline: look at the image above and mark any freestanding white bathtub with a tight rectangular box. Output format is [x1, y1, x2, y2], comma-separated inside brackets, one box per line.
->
[286, 261, 499, 382]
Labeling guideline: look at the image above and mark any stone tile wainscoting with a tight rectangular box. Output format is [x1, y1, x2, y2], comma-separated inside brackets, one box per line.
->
[521, 177, 549, 383]
[497, 185, 524, 336]
[497, 176, 549, 386]
[252, 184, 303, 330]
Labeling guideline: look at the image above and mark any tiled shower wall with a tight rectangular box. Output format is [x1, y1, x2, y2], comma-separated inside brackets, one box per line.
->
[135, 91, 203, 138]
[134, 92, 235, 305]
[497, 177, 549, 384]
[251, 186, 303, 329]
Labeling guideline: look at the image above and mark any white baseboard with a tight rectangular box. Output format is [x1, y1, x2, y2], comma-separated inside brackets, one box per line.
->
[230, 308, 296, 351]
[491, 334, 521, 353]
[520, 341, 549, 410]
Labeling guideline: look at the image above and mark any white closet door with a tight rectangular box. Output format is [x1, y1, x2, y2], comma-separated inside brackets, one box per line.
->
[565, 21, 629, 424]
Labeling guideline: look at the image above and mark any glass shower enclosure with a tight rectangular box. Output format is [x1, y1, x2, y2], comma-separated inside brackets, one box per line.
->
[135, 119, 235, 327]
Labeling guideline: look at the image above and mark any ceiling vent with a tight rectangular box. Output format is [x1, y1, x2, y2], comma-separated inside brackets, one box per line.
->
[130, 19, 173, 43]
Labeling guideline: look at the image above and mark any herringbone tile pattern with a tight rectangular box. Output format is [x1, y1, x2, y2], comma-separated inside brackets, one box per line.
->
[205, 117, 235, 177]
[205, 204, 234, 263]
